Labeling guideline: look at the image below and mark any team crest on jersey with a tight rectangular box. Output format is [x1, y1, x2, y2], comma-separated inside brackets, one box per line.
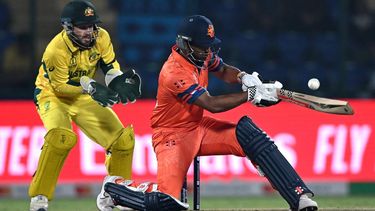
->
[207, 24, 215, 38]
[44, 101, 50, 112]
[174, 80, 186, 88]
[89, 52, 100, 62]
[84, 7, 94, 16]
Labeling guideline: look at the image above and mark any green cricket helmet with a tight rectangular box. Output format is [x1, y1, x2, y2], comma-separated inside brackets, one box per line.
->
[61, 0, 101, 49]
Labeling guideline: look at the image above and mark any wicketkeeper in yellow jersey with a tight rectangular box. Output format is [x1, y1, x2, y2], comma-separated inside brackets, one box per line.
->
[29, 1, 141, 210]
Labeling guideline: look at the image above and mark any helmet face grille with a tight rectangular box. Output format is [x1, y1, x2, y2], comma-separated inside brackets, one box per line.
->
[62, 22, 99, 50]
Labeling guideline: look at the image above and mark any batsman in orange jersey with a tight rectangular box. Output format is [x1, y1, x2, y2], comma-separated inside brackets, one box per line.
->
[101, 15, 318, 211]
[29, 1, 141, 211]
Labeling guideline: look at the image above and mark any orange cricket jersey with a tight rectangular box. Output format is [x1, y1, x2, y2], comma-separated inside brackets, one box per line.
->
[151, 45, 223, 129]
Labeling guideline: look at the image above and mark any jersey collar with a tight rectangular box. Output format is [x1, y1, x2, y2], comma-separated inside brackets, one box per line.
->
[171, 45, 197, 72]
[62, 30, 80, 53]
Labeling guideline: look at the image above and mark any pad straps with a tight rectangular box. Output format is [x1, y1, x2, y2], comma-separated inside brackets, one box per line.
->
[105, 183, 189, 211]
[236, 116, 314, 210]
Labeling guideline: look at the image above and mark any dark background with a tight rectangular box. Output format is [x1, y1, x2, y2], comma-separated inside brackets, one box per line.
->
[1, 0, 374, 99]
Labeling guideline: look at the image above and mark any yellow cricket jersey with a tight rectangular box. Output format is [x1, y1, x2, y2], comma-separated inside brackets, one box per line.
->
[35, 27, 120, 98]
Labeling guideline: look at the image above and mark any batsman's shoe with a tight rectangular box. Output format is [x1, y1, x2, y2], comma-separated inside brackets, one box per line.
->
[297, 194, 318, 211]
[30, 195, 48, 211]
[97, 176, 120, 211]
[97, 176, 134, 211]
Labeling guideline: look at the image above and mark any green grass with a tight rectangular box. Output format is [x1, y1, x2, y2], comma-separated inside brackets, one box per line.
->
[201, 196, 375, 209]
[1, 196, 375, 211]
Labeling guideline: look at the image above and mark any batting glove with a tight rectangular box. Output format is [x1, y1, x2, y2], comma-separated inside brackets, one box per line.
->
[238, 71, 263, 92]
[247, 81, 283, 107]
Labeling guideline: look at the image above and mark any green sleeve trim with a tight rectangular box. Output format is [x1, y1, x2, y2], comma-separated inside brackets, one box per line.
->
[67, 80, 81, 86]
[33, 88, 41, 108]
[99, 58, 115, 74]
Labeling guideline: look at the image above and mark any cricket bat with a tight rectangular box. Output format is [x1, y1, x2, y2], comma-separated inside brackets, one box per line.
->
[277, 89, 354, 115]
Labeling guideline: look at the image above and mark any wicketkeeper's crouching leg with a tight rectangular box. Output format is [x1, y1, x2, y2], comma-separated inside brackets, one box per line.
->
[101, 176, 189, 211]
[236, 116, 318, 211]
[105, 126, 135, 180]
[29, 128, 77, 211]
[29, 128, 77, 199]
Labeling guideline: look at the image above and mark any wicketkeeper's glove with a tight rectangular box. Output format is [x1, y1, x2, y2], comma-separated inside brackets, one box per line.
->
[105, 69, 142, 104]
[80, 76, 119, 107]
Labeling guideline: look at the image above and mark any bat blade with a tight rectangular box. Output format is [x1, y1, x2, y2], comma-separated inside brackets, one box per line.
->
[277, 89, 354, 115]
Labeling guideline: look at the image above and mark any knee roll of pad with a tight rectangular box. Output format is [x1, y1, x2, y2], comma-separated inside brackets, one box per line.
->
[45, 128, 77, 150]
[236, 116, 314, 210]
[111, 126, 135, 151]
[236, 116, 274, 160]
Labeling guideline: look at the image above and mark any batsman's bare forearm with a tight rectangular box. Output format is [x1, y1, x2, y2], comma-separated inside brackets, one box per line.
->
[213, 63, 242, 84]
[194, 92, 248, 113]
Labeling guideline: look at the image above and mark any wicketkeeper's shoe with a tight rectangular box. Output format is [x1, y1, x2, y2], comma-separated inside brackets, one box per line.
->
[97, 176, 133, 211]
[30, 195, 48, 211]
[298, 194, 318, 211]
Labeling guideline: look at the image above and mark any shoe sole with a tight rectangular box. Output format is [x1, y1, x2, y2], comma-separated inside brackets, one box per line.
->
[300, 206, 318, 211]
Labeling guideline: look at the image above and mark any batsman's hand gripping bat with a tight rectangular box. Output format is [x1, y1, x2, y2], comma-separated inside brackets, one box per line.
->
[277, 89, 354, 115]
